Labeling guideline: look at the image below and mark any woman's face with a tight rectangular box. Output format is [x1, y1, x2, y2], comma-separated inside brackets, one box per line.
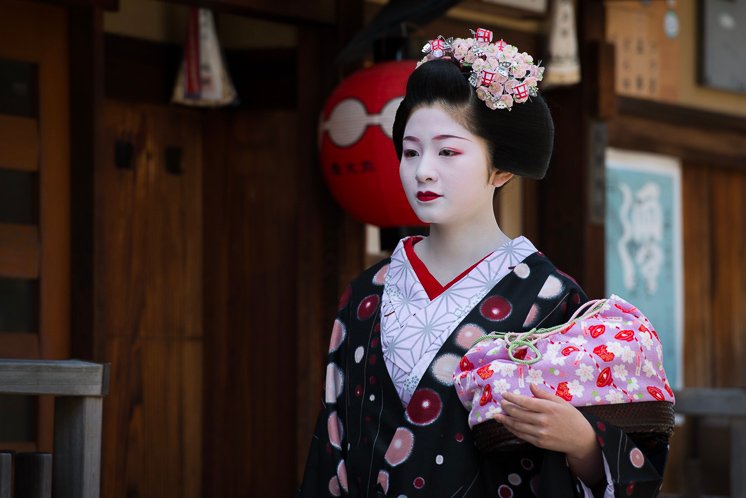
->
[399, 104, 506, 226]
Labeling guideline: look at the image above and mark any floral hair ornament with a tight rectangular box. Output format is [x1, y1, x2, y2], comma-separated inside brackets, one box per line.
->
[419, 28, 545, 111]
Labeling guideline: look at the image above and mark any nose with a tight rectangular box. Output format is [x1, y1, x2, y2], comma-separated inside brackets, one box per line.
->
[414, 151, 437, 183]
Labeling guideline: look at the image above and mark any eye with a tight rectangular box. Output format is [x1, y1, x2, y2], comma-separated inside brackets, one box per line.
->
[403, 149, 419, 158]
[440, 148, 460, 157]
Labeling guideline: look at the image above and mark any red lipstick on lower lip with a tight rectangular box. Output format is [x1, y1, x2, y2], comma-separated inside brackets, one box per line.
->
[417, 191, 441, 202]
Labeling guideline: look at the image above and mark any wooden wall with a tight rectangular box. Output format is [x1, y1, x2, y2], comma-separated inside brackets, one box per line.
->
[608, 97, 746, 495]
[67, 2, 366, 497]
[97, 101, 203, 498]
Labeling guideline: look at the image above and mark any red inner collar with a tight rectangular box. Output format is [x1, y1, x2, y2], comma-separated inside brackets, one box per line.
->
[404, 236, 492, 300]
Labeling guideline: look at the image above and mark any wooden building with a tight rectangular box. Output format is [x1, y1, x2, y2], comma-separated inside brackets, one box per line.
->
[0, 0, 744, 496]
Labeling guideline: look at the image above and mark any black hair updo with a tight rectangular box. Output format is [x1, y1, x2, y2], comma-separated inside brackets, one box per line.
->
[392, 59, 554, 180]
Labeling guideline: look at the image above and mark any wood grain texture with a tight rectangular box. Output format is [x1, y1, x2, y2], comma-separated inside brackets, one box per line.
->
[0, 359, 107, 396]
[54, 397, 103, 498]
[202, 109, 300, 498]
[0, 116, 39, 171]
[710, 168, 746, 388]
[0, 224, 39, 279]
[98, 102, 203, 498]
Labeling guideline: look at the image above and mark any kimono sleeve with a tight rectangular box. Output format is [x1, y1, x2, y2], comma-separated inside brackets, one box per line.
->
[578, 412, 669, 497]
[297, 286, 352, 498]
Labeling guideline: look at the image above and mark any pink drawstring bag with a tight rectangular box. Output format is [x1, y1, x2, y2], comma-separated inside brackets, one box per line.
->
[453, 295, 675, 452]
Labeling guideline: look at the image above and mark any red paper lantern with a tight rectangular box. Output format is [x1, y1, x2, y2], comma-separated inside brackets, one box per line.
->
[319, 61, 424, 227]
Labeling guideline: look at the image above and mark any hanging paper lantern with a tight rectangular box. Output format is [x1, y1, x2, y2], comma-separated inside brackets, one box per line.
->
[319, 61, 424, 227]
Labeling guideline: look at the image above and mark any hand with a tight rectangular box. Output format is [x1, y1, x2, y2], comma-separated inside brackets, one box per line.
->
[492, 383, 598, 459]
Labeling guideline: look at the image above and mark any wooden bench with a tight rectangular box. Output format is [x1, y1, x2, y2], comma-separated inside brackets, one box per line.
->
[0, 359, 109, 498]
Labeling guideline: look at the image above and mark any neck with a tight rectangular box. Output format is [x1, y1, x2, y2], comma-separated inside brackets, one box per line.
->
[415, 211, 511, 282]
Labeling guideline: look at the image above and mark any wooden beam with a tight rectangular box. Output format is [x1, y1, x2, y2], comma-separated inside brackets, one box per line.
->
[0, 116, 39, 172]
[53, 396, 104, 498]
[0, 333, 39, 358]
[0, 223, 39, 279]
[673, 388, 746, 417]
[0, 359, 109, 397]
[609, 101, 746, 171]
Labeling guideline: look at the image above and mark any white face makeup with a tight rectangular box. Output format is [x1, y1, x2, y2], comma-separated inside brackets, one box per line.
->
[399, 105, 504, 226]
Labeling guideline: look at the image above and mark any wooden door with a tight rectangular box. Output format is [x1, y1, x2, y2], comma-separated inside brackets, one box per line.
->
[0, 0, 70, 451]
[98, 101, 203, 498]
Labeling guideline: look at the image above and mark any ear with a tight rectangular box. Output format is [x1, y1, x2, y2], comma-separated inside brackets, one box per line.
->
[489, 170, 514, 189]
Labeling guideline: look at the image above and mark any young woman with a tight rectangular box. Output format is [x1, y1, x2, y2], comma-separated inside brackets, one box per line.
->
[299, 32, 669, 497]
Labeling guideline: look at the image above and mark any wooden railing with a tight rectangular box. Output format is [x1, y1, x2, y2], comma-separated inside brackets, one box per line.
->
[662, 388, 746, 498]
[0, 359, 109, 498]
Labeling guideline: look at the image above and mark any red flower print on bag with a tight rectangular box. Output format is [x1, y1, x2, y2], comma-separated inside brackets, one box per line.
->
[596, 367, 613, 387]
[593, 345, 615, 362]
[476, 364, 494, 380]
[555, 381, 573, 401]
[561, 346, 579, 356]
[615, 303, 637, 313]
[647, 386, 665, 401]
[615, 329, 634, 342]
[460, 356, 475, 372]
[479, 384, 493, 406]
[589, 324, 605, 338]
[664, 382, 673, 398]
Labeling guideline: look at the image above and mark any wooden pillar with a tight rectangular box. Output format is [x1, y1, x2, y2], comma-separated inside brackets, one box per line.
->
[538, 0, 612, 298]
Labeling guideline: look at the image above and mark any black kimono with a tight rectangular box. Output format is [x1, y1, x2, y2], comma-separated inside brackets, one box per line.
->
[299, 237, 669, 497]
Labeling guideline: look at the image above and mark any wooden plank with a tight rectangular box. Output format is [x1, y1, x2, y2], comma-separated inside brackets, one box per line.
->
[609, 112, 746, 171]
[0, 332, 39, 358]
[0, 116, 39, 171]
[0, 223, 40, 278]
[14, 452, 52, 498]
[710, 169, 746, 388]
[53, 396, 103, 498]
[732, 418, 746, 498]
[0, 452, 11, 498]
[101, 337, 201, 498]
[0, 359, 108, 396]
[681, 164, 712, 387]
[673, 389, 746, 417]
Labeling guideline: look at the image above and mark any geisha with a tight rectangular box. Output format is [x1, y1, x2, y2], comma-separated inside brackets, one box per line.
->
[298, 30, 670, 497]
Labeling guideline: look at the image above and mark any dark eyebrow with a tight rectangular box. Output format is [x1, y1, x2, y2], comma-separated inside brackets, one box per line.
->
[434, 134, 471, 142]
[403, 134, 471, 142]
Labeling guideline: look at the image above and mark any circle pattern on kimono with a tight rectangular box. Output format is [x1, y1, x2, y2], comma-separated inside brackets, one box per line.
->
[522, 304, 540, 328]
[629, 448, 645, 468]
[325, 363, 344, 403]
[354, 346, 365, 363]
[327, 411, 344, 449]
[530, 476, 540, 495]
[370, 394, 375, 402]
[430, 354, 461, 386]
[357, 295, 380, 321]
[338, 285, 351, 311]
[513, 263, 530, 279]
[373, 264, 389, 286]
[480, 296, 512, 322]
[538, 275, 563, 299]
[520, 458, 534, 470]
[405, 388, 442, 426]
[455, 324, 486, 349]
[329, 319, 346, 353]
[455, 432, 464, 442]
[413, 477, 425, 489]
[508, 473, 522, 486]
[498, 484, 513, 498]
[384, 427, 414, 467]
[435, 455, 444, 465]
[337, 460, 348, 492]
[377, 470, 389, 494]
[329, 476, 341, 497]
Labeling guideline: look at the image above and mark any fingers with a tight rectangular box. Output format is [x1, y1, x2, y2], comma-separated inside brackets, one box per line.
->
[529, 382, 559, 400]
